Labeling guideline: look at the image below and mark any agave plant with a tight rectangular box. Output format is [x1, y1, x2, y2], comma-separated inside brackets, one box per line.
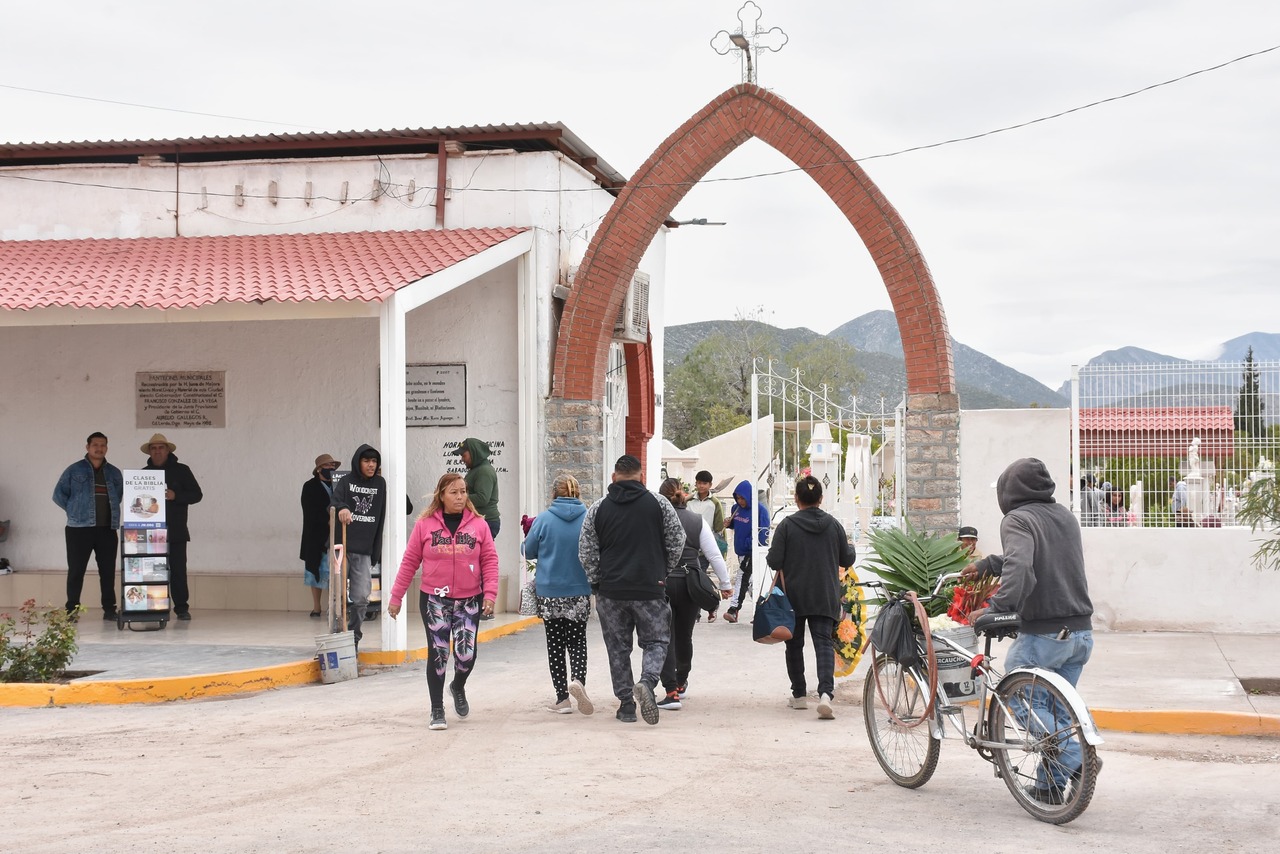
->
[862, 524, 971, 617]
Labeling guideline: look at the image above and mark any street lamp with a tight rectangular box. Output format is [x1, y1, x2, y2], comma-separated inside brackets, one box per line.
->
[671, 217, 726, 227]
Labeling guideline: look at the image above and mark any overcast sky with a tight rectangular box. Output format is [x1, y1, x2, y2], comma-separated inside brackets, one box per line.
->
[3, 1, 1278, 387]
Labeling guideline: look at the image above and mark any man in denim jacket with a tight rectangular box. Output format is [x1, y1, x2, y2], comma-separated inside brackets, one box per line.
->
[52, 431, 124, 619]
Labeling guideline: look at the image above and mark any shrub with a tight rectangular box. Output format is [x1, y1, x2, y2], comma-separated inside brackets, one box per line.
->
[0, 600, 83, 683]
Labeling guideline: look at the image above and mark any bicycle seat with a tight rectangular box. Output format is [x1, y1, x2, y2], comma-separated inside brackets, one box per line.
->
[972, 610, 1020, 639]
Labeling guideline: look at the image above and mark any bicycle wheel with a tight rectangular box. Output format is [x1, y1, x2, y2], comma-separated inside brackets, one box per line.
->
[987, 670, 1099, 824]
[862, 654, 940, 788]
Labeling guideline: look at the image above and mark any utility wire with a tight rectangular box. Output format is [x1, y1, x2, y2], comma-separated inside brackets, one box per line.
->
[1, 43, 1275, 199]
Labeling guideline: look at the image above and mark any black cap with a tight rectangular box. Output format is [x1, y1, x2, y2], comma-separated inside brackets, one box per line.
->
[958, 526, 978, 539]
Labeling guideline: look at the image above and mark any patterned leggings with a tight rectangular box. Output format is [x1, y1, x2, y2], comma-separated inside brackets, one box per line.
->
[544, 618, 589, 703]
[419, 590, 481, 711]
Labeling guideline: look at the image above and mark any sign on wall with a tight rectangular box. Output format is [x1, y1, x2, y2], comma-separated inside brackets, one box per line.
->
[407, 364, 466, 427]
[136, 371, 226, 428]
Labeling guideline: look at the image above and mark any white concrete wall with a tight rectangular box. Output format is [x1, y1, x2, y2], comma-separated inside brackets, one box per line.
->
[959, 407, 1279, 632]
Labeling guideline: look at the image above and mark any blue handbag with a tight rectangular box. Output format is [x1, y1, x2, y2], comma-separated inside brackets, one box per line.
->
[752, 576, 795, 644]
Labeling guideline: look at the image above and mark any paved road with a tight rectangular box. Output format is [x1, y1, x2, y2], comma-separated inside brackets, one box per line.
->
[3, 620, 1276, 853]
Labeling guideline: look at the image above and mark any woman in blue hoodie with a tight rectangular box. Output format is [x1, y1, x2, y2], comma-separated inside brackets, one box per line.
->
[724, 479, 771, 623]
[524, 474, 595, 715]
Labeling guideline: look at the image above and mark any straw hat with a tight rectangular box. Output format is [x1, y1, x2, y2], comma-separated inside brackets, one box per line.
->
[140, 433, 177, 454]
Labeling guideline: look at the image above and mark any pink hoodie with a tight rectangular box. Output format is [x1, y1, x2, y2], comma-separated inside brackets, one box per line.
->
[389, 508, 499, 606]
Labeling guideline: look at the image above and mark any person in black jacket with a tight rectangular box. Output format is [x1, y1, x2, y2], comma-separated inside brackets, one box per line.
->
[331, 443, 387, 648]
[300, 453, 339, 618]
[578, 455, 684, 725]
[766, 476, 855, 720]
[141, 433, 203, 620]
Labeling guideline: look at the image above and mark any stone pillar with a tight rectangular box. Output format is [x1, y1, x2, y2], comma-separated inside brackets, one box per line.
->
[903, 392, 960, 535]
[544, 398, 606, 504]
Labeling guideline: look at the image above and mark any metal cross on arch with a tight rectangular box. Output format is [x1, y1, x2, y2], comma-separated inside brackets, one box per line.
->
[710, 1, 789, 85]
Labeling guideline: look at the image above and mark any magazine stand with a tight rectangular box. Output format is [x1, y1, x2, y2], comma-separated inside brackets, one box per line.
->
[119, 526, 170, 631]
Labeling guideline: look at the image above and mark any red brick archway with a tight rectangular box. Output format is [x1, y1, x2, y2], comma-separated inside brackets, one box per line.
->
[551, 84, 958, 529]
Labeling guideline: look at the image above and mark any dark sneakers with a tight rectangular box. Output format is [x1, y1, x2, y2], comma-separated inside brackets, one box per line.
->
[655, 690, 682, 711]
[429, 708, 447, 731]
[102, 610, 118, 621]
[449, 682, 470, 718]
[616, 703, 637, 723]
[1024, 784, 1066, 805]
[633, 682, 660, 725]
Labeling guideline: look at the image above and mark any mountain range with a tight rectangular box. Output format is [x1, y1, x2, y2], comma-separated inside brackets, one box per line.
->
[665, 311, 1279, 412]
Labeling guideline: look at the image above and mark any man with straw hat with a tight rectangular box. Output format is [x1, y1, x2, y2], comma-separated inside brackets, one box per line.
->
[141, 432, 203, 620]
[301, 453, 340, 618]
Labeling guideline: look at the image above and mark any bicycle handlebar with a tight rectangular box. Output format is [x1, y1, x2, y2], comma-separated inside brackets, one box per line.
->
[856, 571, 964, 602]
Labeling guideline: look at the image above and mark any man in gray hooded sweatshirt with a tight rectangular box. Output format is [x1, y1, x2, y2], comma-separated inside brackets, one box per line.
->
[964, 457, 1094, 802]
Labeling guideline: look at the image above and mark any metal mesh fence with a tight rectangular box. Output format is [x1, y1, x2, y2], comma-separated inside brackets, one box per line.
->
[1072, 359, 1279, 527]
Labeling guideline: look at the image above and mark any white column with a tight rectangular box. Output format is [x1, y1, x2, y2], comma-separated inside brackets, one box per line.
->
[379, 293, 409, 653]
[516, 243, 541, 612]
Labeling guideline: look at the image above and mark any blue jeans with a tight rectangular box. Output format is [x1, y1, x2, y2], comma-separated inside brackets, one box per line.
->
[1004, 630, 1094, 789]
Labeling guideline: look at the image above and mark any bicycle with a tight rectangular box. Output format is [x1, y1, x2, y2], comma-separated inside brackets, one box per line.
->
[860, 573, 1103, 824]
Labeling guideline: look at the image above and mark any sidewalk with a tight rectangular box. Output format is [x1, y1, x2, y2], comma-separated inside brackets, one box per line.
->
[1, 607, 1277, 737]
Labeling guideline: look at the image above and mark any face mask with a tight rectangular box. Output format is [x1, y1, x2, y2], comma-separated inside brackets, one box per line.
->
[319, 468, 334, 482]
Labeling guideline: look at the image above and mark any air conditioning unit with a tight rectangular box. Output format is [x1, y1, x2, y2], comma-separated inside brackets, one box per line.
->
[613, 271, 650, 343]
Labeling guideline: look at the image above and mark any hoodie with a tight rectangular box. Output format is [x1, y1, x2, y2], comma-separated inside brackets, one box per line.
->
[459, 438, 500, 524]
[725, 479, 770, 556]
[578, 479, 684, 600]
[389, 506, 499, 605]
[975, 458, 1093, 635]
[330, 444, 387, 558]
[524, 497, 591, 598]
[766, 506, 856, 619]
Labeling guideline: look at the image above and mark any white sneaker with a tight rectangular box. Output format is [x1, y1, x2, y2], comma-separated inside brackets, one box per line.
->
[788, 695, 808, 710]
[569, 679, 594, 716]
[547, 699, 573, 714]
[816, 693, 834, 720]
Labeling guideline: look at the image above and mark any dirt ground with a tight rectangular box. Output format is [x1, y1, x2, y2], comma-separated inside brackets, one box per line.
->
[2, 621, 1277, 853]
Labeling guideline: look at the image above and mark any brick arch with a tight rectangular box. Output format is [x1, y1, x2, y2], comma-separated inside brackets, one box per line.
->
[551, 84, 958, 528]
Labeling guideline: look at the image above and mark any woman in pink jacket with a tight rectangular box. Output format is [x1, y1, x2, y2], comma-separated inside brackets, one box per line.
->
[388, 472, 499, 731]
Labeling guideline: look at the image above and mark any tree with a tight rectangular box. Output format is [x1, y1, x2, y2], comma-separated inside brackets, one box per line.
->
[787, 337, 866, 401]
[1234, 346, 1265, 438]
[1236, 475, 1280, 571]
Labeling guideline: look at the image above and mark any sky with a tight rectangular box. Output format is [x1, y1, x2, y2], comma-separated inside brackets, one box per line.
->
[3, 1, 1278, 388]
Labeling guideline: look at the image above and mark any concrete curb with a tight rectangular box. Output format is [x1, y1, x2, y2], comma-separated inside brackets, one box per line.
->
[1093, 708, 1280, 738]
[0, 616, 543, 708]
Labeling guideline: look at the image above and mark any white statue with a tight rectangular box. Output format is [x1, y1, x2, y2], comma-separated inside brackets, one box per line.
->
[1187, 437, 1201, 477]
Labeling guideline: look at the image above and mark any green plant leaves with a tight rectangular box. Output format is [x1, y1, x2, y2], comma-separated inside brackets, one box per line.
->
[0, 600, 82, 683]
[863, 525, 971, 617]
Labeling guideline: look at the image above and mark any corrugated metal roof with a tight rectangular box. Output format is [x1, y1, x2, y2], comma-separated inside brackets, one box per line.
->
[0, 228, 525, 311]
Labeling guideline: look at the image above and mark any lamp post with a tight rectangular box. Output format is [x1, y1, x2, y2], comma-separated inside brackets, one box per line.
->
[711, 2, 789, 85]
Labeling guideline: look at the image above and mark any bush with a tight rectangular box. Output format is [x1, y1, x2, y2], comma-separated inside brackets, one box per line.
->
[0, 600, 83, 683]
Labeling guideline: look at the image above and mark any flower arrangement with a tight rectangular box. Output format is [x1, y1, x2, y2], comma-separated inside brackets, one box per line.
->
[863, 524, 972, 618]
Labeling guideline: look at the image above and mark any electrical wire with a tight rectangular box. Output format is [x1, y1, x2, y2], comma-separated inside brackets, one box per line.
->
[0, 44, 1274, 199]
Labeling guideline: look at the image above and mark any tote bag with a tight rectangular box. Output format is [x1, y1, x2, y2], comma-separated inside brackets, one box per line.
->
[751, 581, 795, 644]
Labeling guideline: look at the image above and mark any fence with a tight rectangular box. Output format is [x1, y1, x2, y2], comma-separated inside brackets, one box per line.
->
[1071, 359, 1279, 527]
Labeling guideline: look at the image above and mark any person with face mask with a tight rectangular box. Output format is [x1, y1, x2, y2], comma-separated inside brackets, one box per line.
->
[300, 453, 340, 618]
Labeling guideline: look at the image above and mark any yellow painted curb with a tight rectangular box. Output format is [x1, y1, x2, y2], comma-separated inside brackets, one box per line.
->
[0, 616, 544, 706]
[1093, 708, 1280, 738]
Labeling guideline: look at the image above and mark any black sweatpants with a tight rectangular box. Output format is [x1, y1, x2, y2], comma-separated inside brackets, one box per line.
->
[660, 574, 700, 692]
[65, 526, 118, 613]
[544, 617, 589, 703]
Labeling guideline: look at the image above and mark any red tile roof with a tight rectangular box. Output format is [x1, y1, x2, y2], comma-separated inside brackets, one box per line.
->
[1080, 407, 1236, 459]
[0, 228, 526, 311]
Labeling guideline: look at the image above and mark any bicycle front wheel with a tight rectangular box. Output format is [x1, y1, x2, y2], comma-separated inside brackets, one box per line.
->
[987, 670, 1099, 824]
[862, 654, 940, 788]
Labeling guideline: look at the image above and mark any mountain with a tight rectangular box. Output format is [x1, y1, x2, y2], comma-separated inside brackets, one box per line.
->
[1214, 332, 1280, 362]
[1054, 334, 1280, 400]
[827, 311, 1067, 407]
[663, 312, 1057, 411]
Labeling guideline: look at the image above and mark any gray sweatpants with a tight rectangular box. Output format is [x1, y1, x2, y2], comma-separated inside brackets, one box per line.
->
[347, 553, 372, 643]
[595, 595, 671, 703]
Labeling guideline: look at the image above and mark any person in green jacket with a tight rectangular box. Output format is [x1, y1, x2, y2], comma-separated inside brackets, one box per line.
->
[454, 438, 500, 538]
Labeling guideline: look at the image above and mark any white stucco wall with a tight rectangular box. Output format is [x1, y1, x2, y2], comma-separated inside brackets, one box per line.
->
[960, 408, 1279, 632]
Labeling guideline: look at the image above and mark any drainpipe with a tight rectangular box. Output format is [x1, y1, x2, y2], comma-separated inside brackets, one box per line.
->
[174, 149, 181, 236]
[435, 140, 448, 227]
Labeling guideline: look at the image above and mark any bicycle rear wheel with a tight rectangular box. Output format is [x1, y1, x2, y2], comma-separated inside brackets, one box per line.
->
[987, 670, 1099, 824]
[862, 654, 940, 788]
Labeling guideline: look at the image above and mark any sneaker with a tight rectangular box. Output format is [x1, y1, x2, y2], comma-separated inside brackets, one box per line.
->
[103, 610, 119, 621]
[633, 682, 660, 725]
[788, 695, 808, 710]
[656, 691, 682, 711]
[429, 709, 447, 731]
[569, 680, 594, 716]
[816, 693, 834, 720]
[616, 703, 637, 723]
[707, 610, 717, 623]
[723, 608, 739, 623]
[547, 699, 573, 714]
[449, 681, 470, 718]
[676, 680, 688, 698]
[1024, 784, 1065, 805]
[480, 613, 495, 621]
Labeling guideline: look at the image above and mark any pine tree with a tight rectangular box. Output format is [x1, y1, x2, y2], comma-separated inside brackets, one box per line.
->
[1234, 346, 1265, 438]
